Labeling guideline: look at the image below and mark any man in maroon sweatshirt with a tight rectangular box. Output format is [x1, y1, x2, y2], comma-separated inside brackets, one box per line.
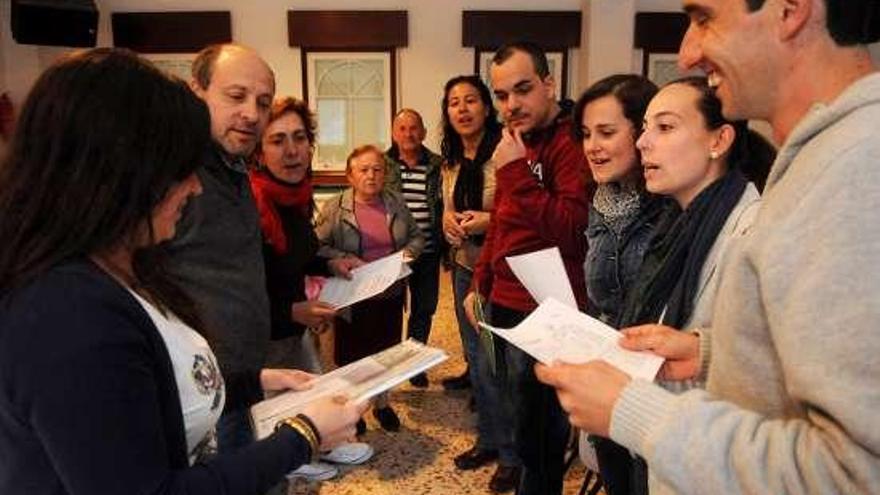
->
[465, 41, 592, 495]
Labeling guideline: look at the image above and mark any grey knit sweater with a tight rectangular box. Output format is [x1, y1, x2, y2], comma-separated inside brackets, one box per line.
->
[610, 73, 880, 494]
[164, 149, 270, 389]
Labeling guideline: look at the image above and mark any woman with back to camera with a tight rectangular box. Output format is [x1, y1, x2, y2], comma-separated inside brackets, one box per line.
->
[0, 48, 365, 495]
[439, 74, 522, 493]
[572, 74, 668, 495]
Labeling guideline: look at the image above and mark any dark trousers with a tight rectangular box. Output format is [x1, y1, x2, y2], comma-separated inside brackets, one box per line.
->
[491, 303, 571, 495]
[405, 251, 441, 344]
[594, 437, 648, 495]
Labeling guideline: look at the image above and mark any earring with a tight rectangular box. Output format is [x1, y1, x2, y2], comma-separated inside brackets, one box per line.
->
[709, 150, 719, 160]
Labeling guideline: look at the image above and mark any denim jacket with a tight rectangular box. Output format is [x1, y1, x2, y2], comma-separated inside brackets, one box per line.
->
[583, 195, 670, 328]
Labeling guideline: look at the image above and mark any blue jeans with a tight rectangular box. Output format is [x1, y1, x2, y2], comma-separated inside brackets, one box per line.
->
[453, 267, 519, 466]
[406, 251, 441, 344]
[490, 303, 570, 495]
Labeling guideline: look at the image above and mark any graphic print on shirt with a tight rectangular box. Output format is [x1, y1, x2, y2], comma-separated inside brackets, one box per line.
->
[528, 160, 544, 186]
[191, 354, 224, 411]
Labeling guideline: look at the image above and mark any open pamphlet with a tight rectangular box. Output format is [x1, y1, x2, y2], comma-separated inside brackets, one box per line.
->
[479, 297, 664, 381]
[319, 250, 412, 309]
[250, 339, 448, 440]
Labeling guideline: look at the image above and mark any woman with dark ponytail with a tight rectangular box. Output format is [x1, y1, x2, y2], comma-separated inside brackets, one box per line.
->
[610, 76, 776, 494]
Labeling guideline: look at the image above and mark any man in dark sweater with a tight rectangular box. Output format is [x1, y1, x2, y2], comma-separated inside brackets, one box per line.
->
[466, 41, 591, 494]
[164, 44, 276, 451]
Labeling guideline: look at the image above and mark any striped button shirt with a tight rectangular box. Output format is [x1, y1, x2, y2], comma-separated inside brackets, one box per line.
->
[399, 162, 434, 253]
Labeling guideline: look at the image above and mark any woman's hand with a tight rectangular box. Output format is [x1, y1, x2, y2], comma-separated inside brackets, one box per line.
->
[459, 210, 491, 236]
[619, 324, 701, 381]
[260, 368, 317, 392]
[328, 256, 364, 279]
[301, 396, 371, 450]
[443, 210, 467, 247]
[291, 300, 336, 327]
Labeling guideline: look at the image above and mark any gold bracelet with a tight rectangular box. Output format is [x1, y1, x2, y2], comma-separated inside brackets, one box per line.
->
[275, 417, 319, 463]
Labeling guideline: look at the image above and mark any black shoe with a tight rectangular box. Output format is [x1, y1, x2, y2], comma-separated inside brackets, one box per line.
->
[373, 406, 400, 432]
[453, 446, 498, 470]
[356, 418, 366, 436]
[409, 372, 428, 388]
[489, 465, 521, 493]
[441, 369, 471, 390]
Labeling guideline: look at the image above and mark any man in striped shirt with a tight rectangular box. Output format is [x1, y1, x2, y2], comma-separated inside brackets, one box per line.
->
[385, 108, 444, 388]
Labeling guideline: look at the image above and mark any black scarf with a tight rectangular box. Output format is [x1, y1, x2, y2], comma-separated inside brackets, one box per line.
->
[452, 129, 501, 246]
[619, 170, 748, 329]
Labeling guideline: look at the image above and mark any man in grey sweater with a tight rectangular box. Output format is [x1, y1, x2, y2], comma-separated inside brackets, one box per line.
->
[536, 1, 880, 493]
[164, 44, 276, 451]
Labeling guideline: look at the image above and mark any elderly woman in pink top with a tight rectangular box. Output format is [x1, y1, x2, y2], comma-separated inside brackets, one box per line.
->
[315, 144, 424, 433]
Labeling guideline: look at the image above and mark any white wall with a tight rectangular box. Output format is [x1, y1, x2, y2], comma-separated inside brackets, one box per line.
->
[1, 0, 583, 150]
[2, 0, 878, 148]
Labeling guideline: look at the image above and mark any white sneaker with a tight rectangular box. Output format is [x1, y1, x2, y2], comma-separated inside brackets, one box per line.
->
[320, 442, 374, 465]
[286, 462, 338, 482]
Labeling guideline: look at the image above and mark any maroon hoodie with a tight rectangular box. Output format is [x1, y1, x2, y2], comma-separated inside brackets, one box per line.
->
[473, 113, 592, 312]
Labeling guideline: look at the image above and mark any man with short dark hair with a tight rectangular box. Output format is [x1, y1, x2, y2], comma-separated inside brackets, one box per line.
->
[384, 108, 444, 388]
[536, 1, 880, 493]
[465, 41, 592, 494]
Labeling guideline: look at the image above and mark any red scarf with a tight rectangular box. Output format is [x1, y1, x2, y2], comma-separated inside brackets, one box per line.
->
[248, 168, 313, 255]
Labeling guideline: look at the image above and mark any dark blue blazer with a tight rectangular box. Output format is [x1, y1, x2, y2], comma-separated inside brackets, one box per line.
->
[0, 260, 309, 494]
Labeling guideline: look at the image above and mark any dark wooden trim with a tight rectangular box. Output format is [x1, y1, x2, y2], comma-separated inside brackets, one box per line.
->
[560, 50, 569, 99]
[111, 11, 231, 53]
[312, 171, 349, 186]
[462, 11, 581, 48]
[301, 47, 311, 104]
[634, 12, 689, 52]
[288, 10, 408, 48]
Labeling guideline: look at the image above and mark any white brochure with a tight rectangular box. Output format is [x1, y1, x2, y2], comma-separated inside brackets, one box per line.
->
[480, 298, 664, 381]
[506, 247, 578, 309]
[250, 339, 448, 440]
[319, 250, 411, 309]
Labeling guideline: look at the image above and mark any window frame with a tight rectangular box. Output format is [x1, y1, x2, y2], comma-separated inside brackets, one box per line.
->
[302, 47, 397, 185]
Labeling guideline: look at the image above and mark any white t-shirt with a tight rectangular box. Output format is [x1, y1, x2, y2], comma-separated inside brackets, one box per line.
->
[128, 289, 226, 464]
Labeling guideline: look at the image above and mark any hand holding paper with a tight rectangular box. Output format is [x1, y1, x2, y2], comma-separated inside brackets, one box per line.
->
[319, 251, 410, 309]
[480, 298, 664, 381]
[250, 340, 447, 440]
[534, 360, 631, 437]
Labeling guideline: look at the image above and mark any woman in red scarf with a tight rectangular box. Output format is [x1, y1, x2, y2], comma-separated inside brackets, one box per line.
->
[249, 98, 369, 482]
[249, 98, 360, 369]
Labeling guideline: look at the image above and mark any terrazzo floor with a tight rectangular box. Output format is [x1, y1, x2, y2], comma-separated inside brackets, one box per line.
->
[292, 270, 603, 495]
